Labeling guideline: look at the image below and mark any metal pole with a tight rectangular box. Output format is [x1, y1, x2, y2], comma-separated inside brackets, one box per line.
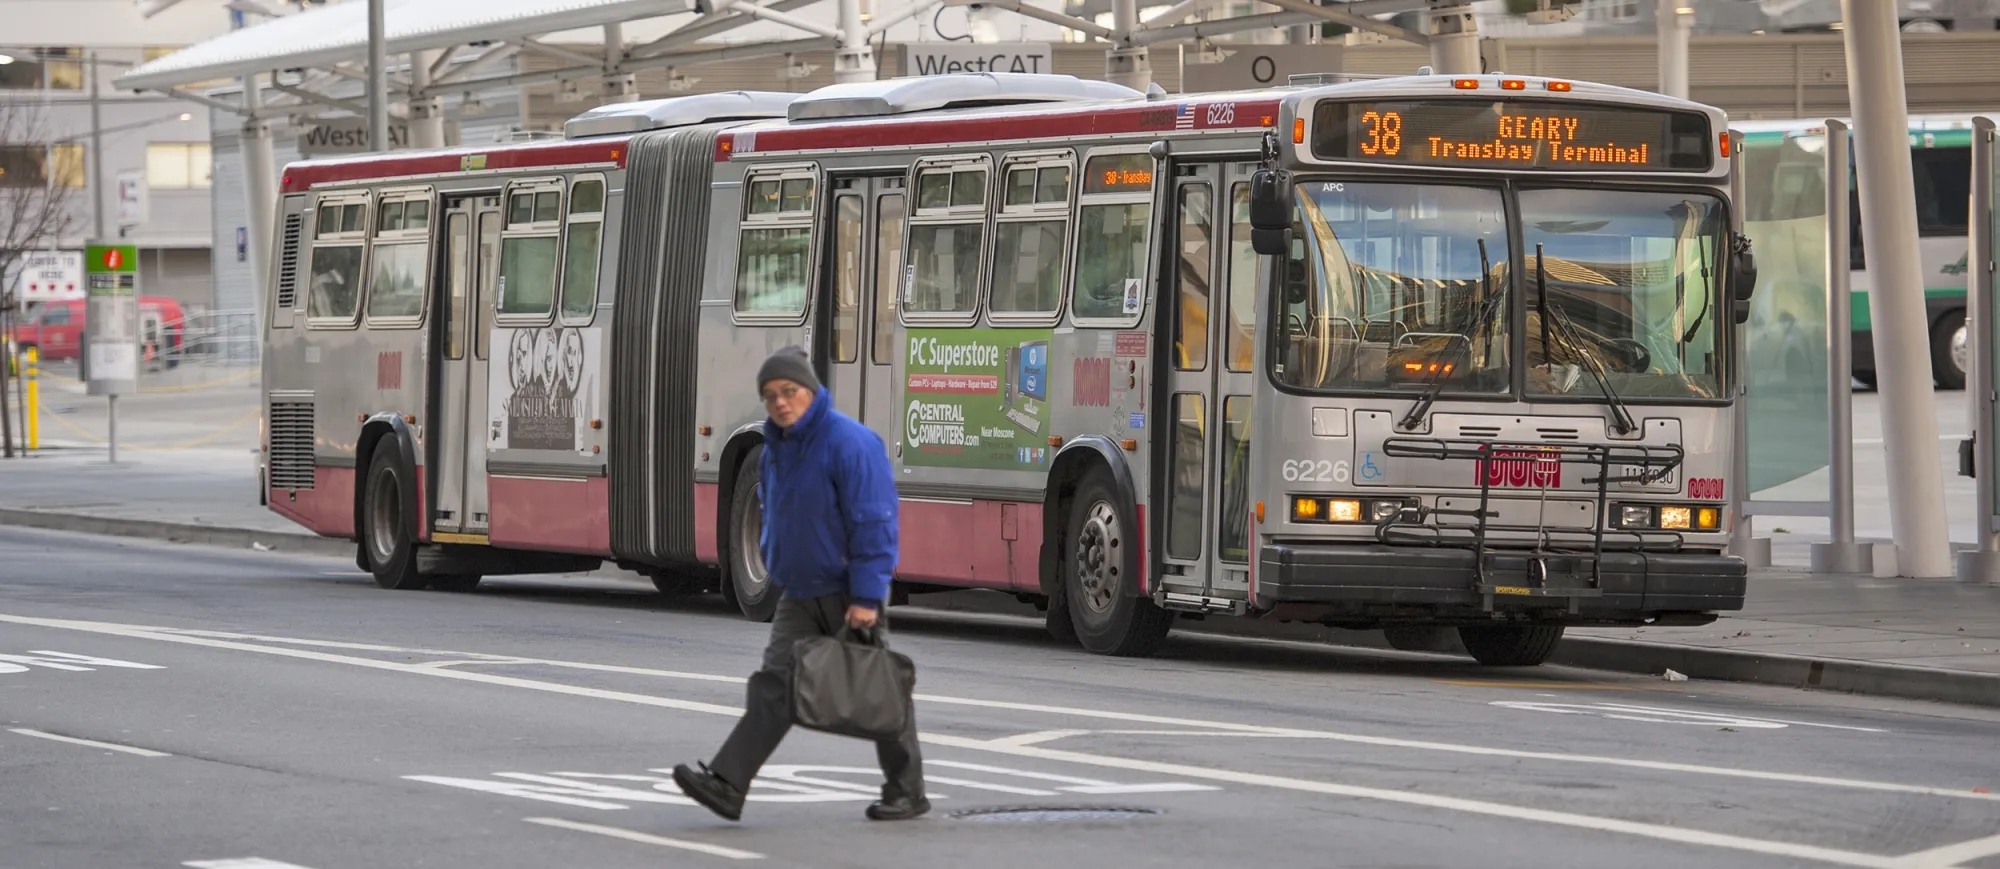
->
[409, 51, 447, 148]
[1842, 0, 1953, 578]
[107, 393, 117, 464]
[1960, 117, 2000, 583]
[1106, 0, 1153, 91]
[89, 51, 105, 240]
[241, 74, 277, 348]
[368, 0, 388, 152]
[1813, 119, 1872, 573]
[1426, 4, 1482, 75]
[833, 0, 877, 84]
[1655, 0, 1690, 99]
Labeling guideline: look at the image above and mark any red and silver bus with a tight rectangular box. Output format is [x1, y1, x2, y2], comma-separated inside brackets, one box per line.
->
[261, 71, 1757, 665]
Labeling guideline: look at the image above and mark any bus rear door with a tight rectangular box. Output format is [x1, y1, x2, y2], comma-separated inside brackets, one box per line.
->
[433, 194, 503, 538]
[822, 174, 907, 434]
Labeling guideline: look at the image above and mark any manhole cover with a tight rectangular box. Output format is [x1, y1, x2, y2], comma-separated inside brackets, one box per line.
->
[949, 806, 1162, 822]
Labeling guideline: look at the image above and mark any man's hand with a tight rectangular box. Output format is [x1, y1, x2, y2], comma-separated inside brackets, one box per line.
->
[845, 604, 879, 629]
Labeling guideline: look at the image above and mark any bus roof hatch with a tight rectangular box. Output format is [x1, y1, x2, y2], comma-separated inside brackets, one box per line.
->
[563, 91, 802, 139]
[785, 72, 1141, 122]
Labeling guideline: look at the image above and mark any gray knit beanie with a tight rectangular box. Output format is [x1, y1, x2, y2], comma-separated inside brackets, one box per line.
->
[756, 345, 820, 395]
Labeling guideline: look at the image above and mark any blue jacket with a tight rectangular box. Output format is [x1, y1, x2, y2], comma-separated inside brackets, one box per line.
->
[758, 387, 898, 608]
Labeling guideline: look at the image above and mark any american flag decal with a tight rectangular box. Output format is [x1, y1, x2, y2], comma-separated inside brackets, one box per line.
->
[1175, 103, 1195, 129]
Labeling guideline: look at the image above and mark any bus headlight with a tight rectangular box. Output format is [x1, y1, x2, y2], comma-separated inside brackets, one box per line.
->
[1614, 503, 1724, 531]
[1618, 504, 1655, 528]
[1659, 506, 1693, 530]
[1293, 496, 1411, 524]
[1696, 507, 1721, 530]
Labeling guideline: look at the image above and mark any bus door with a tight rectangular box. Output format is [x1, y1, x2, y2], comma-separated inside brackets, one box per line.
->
[1160, 162, 1260, 604]
[822, 174, 907, 432]
[432, 193, 503, 537]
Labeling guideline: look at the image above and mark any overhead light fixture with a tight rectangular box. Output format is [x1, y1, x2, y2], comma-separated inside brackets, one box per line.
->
[0, 55, 15, 66]
[179, 112, 193, 120]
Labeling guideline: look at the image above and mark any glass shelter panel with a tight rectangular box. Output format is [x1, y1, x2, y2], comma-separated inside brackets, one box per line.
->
[1737, 131, 1833, 494]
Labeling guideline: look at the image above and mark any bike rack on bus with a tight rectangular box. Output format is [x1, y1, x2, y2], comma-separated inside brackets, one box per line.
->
[1373, 437, 1688, 613]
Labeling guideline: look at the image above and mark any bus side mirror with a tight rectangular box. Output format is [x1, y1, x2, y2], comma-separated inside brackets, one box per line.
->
[1729, 233, 1757, 324]
[1249, 168, 1293, 256]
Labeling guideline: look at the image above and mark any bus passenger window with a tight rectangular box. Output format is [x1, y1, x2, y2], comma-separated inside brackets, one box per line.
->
[1072, 152, 1155, 322]
[1225, 182, 1257, 372]
[367, 242, 427, 319]
[498, 184, 563, 317]
[735, 170, 815, 316]
[905, 164, 988, 316]
[308, 196, 367, 322]
[991, 158, 1069, 317]
[561, 178, 605, 323]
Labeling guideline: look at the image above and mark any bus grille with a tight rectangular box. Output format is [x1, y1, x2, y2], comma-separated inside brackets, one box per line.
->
[268, 400, 316, 490]
[274, 212, 303, 311]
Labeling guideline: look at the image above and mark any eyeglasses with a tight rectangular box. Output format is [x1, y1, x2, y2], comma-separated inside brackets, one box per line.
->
[761, 383, 805, 405]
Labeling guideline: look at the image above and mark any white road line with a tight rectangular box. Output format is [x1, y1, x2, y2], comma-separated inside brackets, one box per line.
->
[0, 612, 1912, 869]
[10, 728, 170, 757]
[522, 817, 764, 860]
[182, 859, 318, 869]
[0, 613, 1981, 807]
[989, 729, 1093, 746]
[1892, 832, 2000, 869]
[1587, 702, 1889, 733]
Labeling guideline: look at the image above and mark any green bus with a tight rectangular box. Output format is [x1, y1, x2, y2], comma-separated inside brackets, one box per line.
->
[1738, 115, 1976, 389]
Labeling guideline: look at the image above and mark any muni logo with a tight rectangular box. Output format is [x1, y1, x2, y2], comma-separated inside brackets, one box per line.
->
[1480, 448, 1561, 489]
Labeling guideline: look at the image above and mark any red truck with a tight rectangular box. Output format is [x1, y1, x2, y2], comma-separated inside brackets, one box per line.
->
[9, 296, 188, 364]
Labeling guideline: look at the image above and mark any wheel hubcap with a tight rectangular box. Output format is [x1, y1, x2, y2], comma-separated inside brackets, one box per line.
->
[368, 468, 399, 566]
[1075, 500, 1121, 615]
[1953, 323, 1970, 375]
[736, 486, 770, 602]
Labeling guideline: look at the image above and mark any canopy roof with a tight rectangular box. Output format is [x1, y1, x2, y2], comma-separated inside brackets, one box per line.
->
[116, 0, 695, 92]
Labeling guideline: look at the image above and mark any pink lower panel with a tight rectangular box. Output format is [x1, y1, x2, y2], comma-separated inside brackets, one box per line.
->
[693, 482, 720, 562]
[896, 499, 1043, 592]
[414, 465, 428, 543]
[269, 466, 356, 538]
[488, 475, 612, 556]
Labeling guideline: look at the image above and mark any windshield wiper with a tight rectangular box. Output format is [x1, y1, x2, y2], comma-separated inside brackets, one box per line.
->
[1537, 243, 1637, 435]
[1680, 225, 1714, 346]
[1400, 237, 1500, 430]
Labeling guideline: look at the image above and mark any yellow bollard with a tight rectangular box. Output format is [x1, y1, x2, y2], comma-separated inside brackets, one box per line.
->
[24, 346, 38, 451]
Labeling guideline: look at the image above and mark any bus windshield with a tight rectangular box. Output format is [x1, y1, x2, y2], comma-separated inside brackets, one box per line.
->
[1517, 188, 1726, 401]
[1274, 181, 1512, 394]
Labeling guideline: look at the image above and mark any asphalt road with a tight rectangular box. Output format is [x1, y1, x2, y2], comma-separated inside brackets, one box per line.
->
[7, 527, 2000, 869]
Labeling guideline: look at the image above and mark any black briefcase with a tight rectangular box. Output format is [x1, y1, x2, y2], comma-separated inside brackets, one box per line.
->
[791, 627, 915, 742]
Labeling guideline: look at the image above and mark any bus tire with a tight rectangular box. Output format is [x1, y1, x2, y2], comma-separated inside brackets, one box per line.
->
[361, 442, 427, 591]
[725, 446, 779, 623]
[1458, 624, 1564, 667]
[1063, 468, 1171, 657]
[1044, 581, 1078, 645]
[1933, 308, 1967, 391]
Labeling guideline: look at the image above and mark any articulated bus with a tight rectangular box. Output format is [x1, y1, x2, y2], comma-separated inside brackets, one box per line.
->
[261, 71, 1757, 666]
[1739, 115, 1980, 389]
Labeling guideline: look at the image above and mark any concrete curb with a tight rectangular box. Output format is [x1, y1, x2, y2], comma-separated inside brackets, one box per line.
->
[0, 509, 354, 559]
[5, 508, 1997, 709]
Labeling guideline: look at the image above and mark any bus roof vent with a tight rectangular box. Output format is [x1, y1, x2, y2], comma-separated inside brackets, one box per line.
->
[786, 72, 1141, 122]
[564, 91, 801, 139]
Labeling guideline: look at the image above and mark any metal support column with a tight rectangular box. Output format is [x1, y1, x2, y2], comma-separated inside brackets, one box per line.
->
[1427, 4, 1481, 75]
[1959, 116, 2000, 583]
[833, 0, 877, 84]
[601, 24, 639, 101]
[1107, 0, 1153, 91]
[1813, 119, 1873, 573]
[410, 50, 447, 148]
[367, 0, 388, 152]
[1655, 0, 1690, 99]
[1842, 0, 1953, 578]
[89, 52, 105, 240]
[241, 73, 278, 351]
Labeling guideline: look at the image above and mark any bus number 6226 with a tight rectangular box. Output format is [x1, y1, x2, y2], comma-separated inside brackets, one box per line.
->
[1282, 459, 1350, 483]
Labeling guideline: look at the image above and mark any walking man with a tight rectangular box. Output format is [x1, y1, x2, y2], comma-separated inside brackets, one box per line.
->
[673, 346, 929, 822]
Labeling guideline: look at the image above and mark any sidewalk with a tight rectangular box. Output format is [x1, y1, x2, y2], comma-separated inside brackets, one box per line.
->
[5, 444, 2000, 708]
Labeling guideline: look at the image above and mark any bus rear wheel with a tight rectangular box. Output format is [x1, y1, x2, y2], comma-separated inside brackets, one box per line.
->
[1458, 624, 1565, 667]
[362, 443, 427, 591]
[1063, 468, 1171, 657]
[726, 446, 779, 623]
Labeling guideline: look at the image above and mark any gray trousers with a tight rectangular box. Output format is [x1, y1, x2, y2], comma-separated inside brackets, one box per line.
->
[709, 593, 925, 800]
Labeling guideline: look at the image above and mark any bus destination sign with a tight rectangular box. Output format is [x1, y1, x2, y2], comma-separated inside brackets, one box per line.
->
[1309, 98, 1713, 171]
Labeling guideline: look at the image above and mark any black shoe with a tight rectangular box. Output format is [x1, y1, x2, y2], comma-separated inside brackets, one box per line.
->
[673, 762, 745, 822]
[866, 794, 931, 821]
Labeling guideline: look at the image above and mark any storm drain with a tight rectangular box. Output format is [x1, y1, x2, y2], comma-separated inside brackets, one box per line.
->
[948, 806, 1162, 823]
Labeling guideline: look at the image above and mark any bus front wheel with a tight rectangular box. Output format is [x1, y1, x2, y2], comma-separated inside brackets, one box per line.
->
[1063, 468, 1171, 657]
[1935, 309, 1968, 391]
[1458, 624, 1564, 667]
[725, 446, 779, 623]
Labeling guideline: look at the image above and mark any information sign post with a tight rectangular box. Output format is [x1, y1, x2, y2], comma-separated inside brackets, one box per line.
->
[83, 243, 138, 463]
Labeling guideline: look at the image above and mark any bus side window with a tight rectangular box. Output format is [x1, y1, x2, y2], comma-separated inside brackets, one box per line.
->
[734, 170, 815, 317]
[560, 176, 606, 324]
[307, 195, 368, 325]
[1913, 146, 1970, 238]
[497, 182, 564, 320]
[366, 190, 433, 324]
[905, 162, 989, 317]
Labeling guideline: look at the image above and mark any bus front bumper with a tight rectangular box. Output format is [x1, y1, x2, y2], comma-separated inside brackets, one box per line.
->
[1253, 543, 1746, 625]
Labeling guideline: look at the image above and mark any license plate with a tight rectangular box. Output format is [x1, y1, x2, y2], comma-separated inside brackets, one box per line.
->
[1619, 464, 1676, 486]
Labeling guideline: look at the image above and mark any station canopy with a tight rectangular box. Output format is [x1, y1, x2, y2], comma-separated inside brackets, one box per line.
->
[116, 0, 699, 93]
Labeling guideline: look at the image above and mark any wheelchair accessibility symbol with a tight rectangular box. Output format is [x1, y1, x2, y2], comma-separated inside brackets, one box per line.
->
[1359, 452, 1383, 481]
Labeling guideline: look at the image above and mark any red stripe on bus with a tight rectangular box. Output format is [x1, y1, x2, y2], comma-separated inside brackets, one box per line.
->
[414, 464, 427, 544]
[694, 482, 720, 562]
[896, 498, 1043, 592]
[733, 100, 1282, 157]
[280, 140, 631, 192]
[269, 466, 356, 539]
[488, 475, 612, 556]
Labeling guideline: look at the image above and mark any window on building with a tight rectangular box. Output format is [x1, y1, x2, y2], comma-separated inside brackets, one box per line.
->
[48, 144, 83, 188]
[147, 143, 212, 189]
[0, 146, 47, 188]
[0, 47, 83, 90]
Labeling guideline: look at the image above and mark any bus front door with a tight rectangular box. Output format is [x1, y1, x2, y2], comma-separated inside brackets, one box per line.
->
[1159, 162, 1259, 607]
[823, 174, 907, 435]
[433, 194, 502, 537]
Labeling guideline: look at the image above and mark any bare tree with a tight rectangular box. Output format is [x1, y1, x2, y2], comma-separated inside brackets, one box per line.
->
[0, 97, 80, 458]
